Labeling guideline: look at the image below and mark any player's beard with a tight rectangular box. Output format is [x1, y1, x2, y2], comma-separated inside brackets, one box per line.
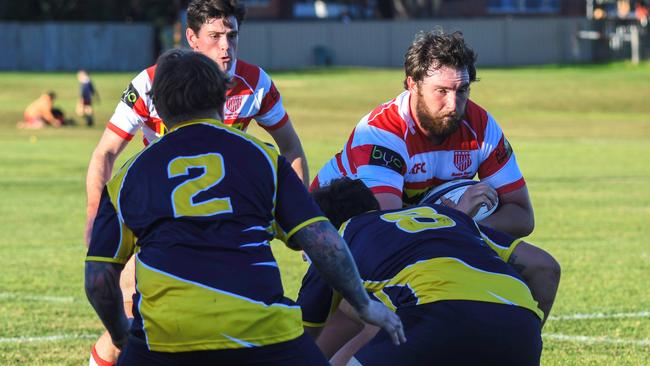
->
[414, 90, 463, 141]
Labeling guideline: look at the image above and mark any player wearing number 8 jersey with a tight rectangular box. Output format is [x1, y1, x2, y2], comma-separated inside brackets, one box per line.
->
[85, 49, 405, 366]
[302, 178, 546, 365]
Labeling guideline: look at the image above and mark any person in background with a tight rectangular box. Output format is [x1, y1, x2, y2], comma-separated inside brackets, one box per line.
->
[76, 70, 99, 127]
[17, 91, 62, 129]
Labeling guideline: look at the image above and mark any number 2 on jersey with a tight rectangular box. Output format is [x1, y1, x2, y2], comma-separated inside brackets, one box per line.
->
[381, 206, 455, 233]
[167, 153, 233, 218]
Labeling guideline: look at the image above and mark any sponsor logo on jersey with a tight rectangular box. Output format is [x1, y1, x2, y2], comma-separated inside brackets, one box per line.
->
[369, 145, 405, 174]
[453, 150, 472, 171]
[120, 83, 139, 108]
[410, 162, 427, 174]
[495, 138, 513, 164]
[226, 95, 244, 113]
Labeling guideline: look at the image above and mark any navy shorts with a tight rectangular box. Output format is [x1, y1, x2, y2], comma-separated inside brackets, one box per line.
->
[355, 300, 542, 366]
[117, 333, 329, 366]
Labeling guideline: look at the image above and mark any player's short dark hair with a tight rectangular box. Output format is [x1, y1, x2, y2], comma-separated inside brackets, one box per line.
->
[46, 91, 56, 100]
[311, 178, 380, 228]
[403, 30, 477, 89]
[151, 49, 228, 128]
[187, 0, 246, 34]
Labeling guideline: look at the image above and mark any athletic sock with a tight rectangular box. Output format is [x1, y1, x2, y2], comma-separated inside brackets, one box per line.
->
[89, 343, 115, 366]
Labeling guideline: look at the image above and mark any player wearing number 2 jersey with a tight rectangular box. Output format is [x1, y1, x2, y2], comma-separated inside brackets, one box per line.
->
[85, 49, 404, 366]
[85, 2, 309, 364]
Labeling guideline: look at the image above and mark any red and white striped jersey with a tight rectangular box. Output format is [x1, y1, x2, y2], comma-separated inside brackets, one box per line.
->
[312, 91, 525, 204]
[108, 59, 289, 145]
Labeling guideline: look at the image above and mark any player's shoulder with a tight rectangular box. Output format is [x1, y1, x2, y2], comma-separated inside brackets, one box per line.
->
[463, 99, 490, 127]
[233, 59, 269, 85]
[130, 64, 157, 84]
[360, 92, 409, 141]
[192, 119, 280, 158]
[124, 64, 157, 100]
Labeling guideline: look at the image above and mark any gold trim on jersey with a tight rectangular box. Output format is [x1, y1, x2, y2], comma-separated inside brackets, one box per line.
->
[363, 257, 543, 320]
[285, 216, 329, 242]
[135, 256, 304, 352]
[481, 233, 522, 263]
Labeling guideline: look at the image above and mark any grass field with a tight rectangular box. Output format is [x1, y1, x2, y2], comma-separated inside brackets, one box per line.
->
[1, 63, 649, 365]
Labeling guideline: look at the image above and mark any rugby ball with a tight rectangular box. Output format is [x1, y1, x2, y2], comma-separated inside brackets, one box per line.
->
[419, 179, 498, 221]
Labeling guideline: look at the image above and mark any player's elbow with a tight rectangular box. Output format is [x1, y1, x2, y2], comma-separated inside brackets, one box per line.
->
[529, 248, 561, 287]
[509, 210, 535, 238]
[519, 217, 535, 237]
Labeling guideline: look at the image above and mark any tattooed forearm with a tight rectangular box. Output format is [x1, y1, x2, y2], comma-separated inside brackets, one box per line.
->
[85, 261, 130, 348]
[291, 221, 370, 312]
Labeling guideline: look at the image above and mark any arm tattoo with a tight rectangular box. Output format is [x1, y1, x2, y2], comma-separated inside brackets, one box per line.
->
[290, 221, 370, 311]
[84, 261, 130, 347]
[508, 252, 527, 274]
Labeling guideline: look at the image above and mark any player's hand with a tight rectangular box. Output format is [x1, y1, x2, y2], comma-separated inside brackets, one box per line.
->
[442, 182, 497, 218]
[357, 301, 407, 346]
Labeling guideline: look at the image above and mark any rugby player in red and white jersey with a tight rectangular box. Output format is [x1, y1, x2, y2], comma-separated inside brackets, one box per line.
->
[85, 1, 308, 365]
[310, 31, 561, 361]
[312, 30, 533, 238]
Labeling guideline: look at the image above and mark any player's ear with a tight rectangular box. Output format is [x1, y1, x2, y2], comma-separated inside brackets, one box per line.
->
[186, 28, 198, 50]
[406, 76, 418, 93]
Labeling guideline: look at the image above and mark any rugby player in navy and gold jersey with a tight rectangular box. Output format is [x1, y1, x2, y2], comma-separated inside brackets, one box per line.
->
[85, 50, 405, 365]
[300, 178, 559, 366]
[86, 3, 310, 361]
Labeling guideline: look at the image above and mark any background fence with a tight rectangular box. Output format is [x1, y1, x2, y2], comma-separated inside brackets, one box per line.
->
[1, 17, 598, 71]
[0, 22, 154, 71]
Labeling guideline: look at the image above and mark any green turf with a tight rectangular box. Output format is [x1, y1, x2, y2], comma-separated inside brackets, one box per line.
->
[1, 62, 649, 365]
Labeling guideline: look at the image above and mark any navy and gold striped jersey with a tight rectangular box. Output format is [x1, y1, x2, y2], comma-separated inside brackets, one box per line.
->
[297, 204, 543, 327]
[86, 119, 327, 352]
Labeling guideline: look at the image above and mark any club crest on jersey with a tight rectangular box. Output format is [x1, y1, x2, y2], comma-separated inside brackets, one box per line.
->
[226, 95, 243, 113]
[453, 150, 472, 171]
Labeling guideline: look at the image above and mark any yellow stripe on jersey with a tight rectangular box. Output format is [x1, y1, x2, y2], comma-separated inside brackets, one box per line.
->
[104, 153, 141, 263]
[363, 257, 543, 320]
[135, 256, 304, 352]
[481, 232, 522, 263]
[285, 216, 329, 241]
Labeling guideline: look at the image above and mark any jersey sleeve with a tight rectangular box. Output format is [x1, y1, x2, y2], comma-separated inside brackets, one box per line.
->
[477, 112, 525, 194]
[296, 265, 342, 327]
[476, 224, 522, 262]
[255, 68, 289, 131]
[86, 187, 136, 264]
[274, 156, 328, 243]
[107, 68, 153, 141]
[346, 122, 409, 197]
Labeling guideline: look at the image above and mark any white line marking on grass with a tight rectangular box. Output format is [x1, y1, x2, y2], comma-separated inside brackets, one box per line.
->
[0, 292, 77, 303]
[544, 333, 650, 347]
[549, 311, 650, 321]
[0, 334, 96, 344]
